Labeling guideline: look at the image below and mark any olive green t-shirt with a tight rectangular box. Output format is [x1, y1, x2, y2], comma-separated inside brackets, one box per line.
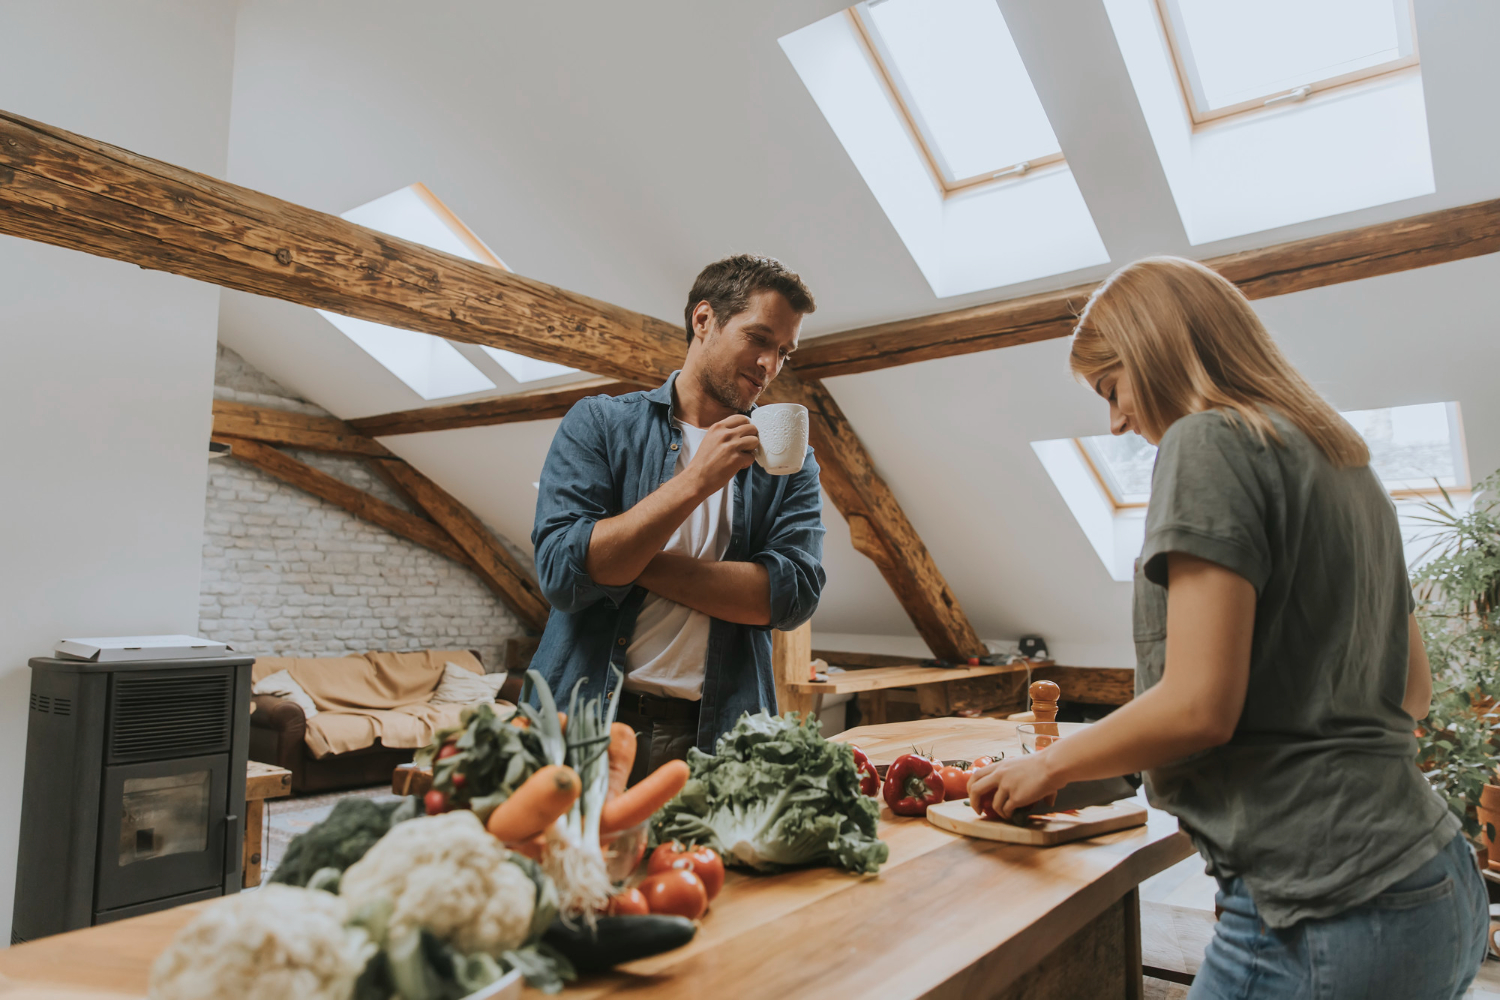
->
[1134, 407, 1459, 929]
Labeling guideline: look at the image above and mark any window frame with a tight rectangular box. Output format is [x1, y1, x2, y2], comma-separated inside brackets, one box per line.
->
[1074, 401, 1470, 511]
[407, 182, 510, 271]
[1074, 437, 1149, 512]
[846, 4, 1068, 200]
[1153, 0, 1420, 130]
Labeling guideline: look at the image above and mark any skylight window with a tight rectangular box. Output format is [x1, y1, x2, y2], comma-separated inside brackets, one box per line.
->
[855, 0, 1065, 194]
[1040, 402, 1469, 581]
[1103, 0, 1432, 244]
[1158, 0, 1417, 125]
[323, 183, 579, 399]
[780, 4, 1108, 297]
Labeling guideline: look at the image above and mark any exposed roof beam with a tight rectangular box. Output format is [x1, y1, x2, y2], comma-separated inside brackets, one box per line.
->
[791, 198, 1500, 380]
[765, 377, 985, 660]
[212, 399, 394, 456]
[370, 458, 550, 631]
[1, 107, 982, 659]
[0, 108, 684, 386]
[217, 436, 472, 566]
[211, 407, 549, 630]
[348, 378, 642, 437]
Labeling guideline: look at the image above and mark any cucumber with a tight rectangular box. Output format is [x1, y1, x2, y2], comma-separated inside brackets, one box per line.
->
[541, 915, 697, 972]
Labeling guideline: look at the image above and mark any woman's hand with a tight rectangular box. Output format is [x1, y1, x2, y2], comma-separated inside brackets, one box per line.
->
[968, 753, 1064, 820]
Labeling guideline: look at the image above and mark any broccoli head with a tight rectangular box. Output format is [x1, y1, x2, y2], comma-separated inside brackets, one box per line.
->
[270, 796, 418, 887]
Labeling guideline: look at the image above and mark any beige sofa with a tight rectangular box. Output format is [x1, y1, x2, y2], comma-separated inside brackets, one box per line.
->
[249, 649, 519, 793]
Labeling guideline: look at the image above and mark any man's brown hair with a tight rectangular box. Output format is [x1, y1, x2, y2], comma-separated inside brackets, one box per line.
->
[683, 254, 816, 347]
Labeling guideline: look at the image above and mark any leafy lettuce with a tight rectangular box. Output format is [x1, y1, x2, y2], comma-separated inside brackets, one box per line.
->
[651, 712, 888, 875]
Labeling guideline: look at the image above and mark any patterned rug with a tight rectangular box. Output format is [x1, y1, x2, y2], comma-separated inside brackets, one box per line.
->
[261, 784, 404, 882]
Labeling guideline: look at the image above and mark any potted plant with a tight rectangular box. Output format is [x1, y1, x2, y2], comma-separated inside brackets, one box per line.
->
[1412, 471, 1500, 867]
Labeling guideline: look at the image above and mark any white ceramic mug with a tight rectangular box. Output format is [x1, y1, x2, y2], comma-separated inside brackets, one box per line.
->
[749, 403, 809, 475]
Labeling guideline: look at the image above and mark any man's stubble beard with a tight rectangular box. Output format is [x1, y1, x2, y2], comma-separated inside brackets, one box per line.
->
[696, 355, 758, 413]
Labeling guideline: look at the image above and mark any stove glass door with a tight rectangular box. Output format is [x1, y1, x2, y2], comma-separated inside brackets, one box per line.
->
[95, 753, 229, 914]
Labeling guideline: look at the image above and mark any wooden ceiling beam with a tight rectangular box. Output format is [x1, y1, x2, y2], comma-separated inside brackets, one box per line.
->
[348, 378, 643, 437]
[0, 108, 684, 386]
[370, 458, 550, 631]
[790, 198, 1500, 380]
[217, 437, 471, 565]
[765, 376, 986, 660]
[212, 399, 394, 456]
[1, 107, 981, 659]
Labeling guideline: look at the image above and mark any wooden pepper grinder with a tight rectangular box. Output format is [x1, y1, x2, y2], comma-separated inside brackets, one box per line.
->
[1029, 679, 1061, 742]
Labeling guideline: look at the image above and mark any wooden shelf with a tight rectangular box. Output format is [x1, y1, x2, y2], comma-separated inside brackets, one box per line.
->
[787, 663, 1030, 695]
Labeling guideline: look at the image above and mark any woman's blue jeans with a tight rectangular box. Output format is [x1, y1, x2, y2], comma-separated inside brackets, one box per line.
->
[1189, 831, 1488, 1000]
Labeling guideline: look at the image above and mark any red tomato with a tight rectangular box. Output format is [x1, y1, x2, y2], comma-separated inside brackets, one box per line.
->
[423, 789, 449, 815]
[639, 868, 708, 920]
[648, 842, 725, 901]
[450, 772, 466, 789]
[606, 887, 650, 917]
[436, 742, 460, 760]
[970, 755, 997, 770]
[937, 765, 970, 801]
[970, 790, 1001, 822]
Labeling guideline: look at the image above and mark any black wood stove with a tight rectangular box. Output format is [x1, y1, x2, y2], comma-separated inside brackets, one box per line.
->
[12, 654, 254, 942]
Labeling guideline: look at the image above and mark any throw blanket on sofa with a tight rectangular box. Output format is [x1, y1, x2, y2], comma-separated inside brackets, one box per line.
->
[252, 650, 485, 757]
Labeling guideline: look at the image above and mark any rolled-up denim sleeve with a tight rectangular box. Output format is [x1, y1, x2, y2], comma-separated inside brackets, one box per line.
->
[749, 448, 827, 631]
[532, 399, 633, 613]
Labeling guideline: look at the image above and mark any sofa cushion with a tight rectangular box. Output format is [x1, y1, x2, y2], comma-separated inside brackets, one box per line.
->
[429, 661, 506, 705]
[252, 669, 320, 718]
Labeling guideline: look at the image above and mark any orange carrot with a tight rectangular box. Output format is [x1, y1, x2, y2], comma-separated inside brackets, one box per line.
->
[607, 723, 636, 801]
[511, 710, 567, 731]
[505, 833, 547, 861]
[599, 759, 689, 834]
[485, 764, 581, 842]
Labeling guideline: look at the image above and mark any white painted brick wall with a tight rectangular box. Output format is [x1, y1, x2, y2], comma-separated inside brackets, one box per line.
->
[198, 345, 526, 668]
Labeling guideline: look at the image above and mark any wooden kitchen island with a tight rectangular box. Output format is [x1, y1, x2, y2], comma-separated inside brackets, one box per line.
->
[0, 719, 1192, 1000]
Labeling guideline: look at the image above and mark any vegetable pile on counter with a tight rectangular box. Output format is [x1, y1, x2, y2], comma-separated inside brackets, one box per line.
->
[652, 712, 889, 874]
[151, 812, 566, 1000]
[152, 670, 705, 1000]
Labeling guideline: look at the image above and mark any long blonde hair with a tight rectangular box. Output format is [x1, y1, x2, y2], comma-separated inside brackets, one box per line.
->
[1069, 256, 1368, 468]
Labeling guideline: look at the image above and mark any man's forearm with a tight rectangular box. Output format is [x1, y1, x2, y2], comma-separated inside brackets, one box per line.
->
[636, 552, 771, 626]
[584, 475, 708, 587]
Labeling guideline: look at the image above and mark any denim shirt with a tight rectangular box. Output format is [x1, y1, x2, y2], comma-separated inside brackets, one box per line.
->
[529, 372, 826, 751]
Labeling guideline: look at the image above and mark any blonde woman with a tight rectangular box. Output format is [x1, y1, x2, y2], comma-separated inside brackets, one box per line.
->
[969, 257, 1486, 998]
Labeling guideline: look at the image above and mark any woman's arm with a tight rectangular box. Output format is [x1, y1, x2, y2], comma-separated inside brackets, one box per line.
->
[1403, 613, 1432, 721]
[970, 552, 1256, 818]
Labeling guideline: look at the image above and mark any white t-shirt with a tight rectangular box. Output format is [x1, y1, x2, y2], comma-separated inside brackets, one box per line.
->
[624, 421, 733, 701]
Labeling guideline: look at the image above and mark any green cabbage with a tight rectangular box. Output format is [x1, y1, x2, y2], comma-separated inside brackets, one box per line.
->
[651, 712, 888, 875]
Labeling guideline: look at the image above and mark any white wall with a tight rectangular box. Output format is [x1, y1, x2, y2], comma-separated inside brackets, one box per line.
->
[0, 0, 237, 944]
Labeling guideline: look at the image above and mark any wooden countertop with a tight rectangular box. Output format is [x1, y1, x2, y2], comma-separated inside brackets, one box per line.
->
[0, 720, 1190, 1000]
[786, 663, 1027, 695]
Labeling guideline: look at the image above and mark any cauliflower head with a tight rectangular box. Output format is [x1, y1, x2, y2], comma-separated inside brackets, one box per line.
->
[148, 884, 372, 1000]
[339, 810, 537, 956]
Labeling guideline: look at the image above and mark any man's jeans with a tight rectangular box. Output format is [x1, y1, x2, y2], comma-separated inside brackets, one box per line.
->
[1190, 831, 1487, 999]
[617, 693, 700, 786]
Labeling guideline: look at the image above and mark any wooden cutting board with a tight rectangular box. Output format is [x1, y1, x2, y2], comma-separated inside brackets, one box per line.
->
[925, 798, 1147, 846]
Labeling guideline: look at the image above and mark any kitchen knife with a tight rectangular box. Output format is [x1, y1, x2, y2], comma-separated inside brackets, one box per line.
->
[1009, 774, 1141, 822]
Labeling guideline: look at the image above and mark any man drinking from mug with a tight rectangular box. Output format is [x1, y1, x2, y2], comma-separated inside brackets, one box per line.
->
[529, 254, 826, 782]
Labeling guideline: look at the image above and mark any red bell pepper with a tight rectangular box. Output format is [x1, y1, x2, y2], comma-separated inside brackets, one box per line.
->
[882, 753, 945, 817]
[849, 744, 879, 797]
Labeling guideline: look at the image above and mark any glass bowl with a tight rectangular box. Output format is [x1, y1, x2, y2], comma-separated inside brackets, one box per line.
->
[600, 819, 650, 884]
[1018, 721, 1091, 754]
